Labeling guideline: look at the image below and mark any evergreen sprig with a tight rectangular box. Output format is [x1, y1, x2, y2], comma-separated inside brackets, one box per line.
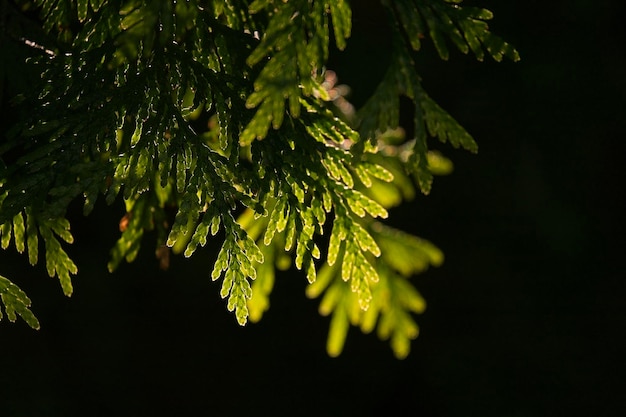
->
[0, 0, 517, 356]
[0, 274, 40, 329]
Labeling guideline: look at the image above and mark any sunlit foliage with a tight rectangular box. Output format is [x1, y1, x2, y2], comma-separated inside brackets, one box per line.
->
[0, 0, 517, 357]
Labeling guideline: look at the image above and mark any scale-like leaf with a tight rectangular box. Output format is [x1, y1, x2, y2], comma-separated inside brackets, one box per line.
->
[327, 306, 349, 357]
[329, 0, 352, 51]
[39, 222, 78, 296]
[76, 0, 89, 22]
[0, 222, 11, 249]
[327, 217, 347, 266]
[13, 213, 25, 253]
[26, 211, 38, 266]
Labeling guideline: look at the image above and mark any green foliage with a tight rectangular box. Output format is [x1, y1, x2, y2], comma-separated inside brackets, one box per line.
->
[386, 0, 519, 62]
[0, 275, 40, 329]
[0, 0, 517, 357]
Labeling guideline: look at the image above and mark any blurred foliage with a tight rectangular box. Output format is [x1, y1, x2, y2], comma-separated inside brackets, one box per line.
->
[0, 0, 517, 357]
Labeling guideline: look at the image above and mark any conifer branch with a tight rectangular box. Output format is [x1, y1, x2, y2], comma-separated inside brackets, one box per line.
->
[0, 0, 518, 356]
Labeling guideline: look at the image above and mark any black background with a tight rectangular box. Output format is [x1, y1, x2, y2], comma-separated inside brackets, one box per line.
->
[1, 1, 625, 416]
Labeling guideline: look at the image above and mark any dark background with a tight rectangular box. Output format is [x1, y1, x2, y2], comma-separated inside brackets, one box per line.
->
[1, 1, 625, 416]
